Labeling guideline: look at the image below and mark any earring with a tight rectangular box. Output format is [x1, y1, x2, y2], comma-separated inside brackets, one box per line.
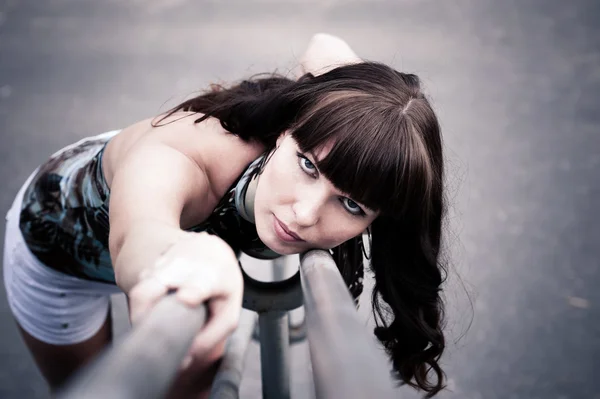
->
[360, 227, 372, 260]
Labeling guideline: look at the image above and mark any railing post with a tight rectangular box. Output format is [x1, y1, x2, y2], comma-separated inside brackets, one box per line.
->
[258, 257, 291, 399]
[258, 310, 291, 399]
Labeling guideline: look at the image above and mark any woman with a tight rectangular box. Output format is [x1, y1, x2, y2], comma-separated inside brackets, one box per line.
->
[3, 34, 447, 398]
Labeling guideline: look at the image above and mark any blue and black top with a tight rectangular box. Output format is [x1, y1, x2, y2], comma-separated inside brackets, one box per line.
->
[18, 131, 279, 284]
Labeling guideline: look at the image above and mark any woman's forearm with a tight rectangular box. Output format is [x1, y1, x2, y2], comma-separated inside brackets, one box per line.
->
[111, 220, 191, 294]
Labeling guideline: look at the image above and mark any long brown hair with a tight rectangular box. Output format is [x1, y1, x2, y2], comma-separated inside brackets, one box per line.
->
[157, 62, 448, 397]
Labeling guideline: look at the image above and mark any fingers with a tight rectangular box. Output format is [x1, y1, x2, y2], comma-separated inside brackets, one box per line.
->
[175, 268, 218, 306]
[128, 257, 194, 324]
[128, 257, 203, 324]
[180, 337, 227, 373]
[127, 233, 242, 343]
[129, 256, 240, 324]
[154, 256, 232, 307]
[128, 276, 169, 325]
[185, 298, 241, 364]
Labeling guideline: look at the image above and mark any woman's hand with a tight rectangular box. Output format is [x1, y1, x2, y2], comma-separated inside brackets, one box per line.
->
[127, 232, 243, 369]
[299, 33, 362, 77]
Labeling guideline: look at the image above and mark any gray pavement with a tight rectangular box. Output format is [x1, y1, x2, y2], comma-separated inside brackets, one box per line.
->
[1, 0, 599, 398]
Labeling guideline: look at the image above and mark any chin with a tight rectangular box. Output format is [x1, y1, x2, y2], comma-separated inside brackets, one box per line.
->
[261, 233, 302, 256]
[276, 244, 305, 255]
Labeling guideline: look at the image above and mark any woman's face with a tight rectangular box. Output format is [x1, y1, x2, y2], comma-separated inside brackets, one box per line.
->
[253, 133, 378, 255]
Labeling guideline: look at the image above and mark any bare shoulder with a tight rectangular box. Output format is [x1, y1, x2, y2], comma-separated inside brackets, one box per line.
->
[104, 112, 266, 198]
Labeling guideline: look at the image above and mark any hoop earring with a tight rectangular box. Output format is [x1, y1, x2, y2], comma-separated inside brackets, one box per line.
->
[360, 227, 372, 260]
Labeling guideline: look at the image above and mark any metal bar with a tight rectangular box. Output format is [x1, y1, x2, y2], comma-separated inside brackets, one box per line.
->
[56, 295, 208, 399]
[241, 266, 303, 313]
[209, 310, 258, 399]
[272, 256, 287, 281]
[272, 256, 307, 345]
[300, 250, 400, 399]
[258, 310, 291, 399]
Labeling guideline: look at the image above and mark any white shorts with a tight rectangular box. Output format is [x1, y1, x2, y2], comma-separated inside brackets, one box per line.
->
[3, 170, 122, 346]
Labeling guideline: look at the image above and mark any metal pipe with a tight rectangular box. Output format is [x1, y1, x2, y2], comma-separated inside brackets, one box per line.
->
[56, 295, 208, 399]
[272, 257, 307, 345]
[300, 250, 399, 399]
[209, 310, 258, 399]
[272, 256, 288, 281]
[241, 266, 303, 313]
[258, 310, 291, 399]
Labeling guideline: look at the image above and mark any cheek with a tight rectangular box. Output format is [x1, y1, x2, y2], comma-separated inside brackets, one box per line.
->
[317, 211, 371, 247]
[259, 153, 298, 204]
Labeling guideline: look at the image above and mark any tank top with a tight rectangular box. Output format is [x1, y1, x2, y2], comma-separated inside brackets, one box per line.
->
[18, 131, 279, 284]
[18, 130, 364, 305]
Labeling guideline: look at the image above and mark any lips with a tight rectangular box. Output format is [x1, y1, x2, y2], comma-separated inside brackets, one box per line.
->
[273, 216, 304, 243]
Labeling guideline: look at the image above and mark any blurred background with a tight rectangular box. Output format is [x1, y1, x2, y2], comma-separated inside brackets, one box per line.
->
[1, 0, 599, 398]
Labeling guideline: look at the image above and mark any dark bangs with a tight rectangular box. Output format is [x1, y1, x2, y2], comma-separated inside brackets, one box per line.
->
[291, 93, 435, 218]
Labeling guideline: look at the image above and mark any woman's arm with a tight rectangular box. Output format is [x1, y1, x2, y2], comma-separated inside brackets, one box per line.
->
[108, 133, 244, 367]
[108, 140, 209, 293]
[299, 33, 362, 77]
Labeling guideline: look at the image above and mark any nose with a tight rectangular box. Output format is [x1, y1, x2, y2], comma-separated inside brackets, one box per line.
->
[292, 192, 324, 227]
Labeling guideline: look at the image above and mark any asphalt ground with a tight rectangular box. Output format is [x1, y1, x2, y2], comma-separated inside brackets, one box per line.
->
[0, 1, 599, 398]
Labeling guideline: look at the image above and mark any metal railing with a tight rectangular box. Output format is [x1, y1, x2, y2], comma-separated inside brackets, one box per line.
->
[57, 250, 399, 399]
[56, 295, 209, 399]
[300, 250, 398, 399]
